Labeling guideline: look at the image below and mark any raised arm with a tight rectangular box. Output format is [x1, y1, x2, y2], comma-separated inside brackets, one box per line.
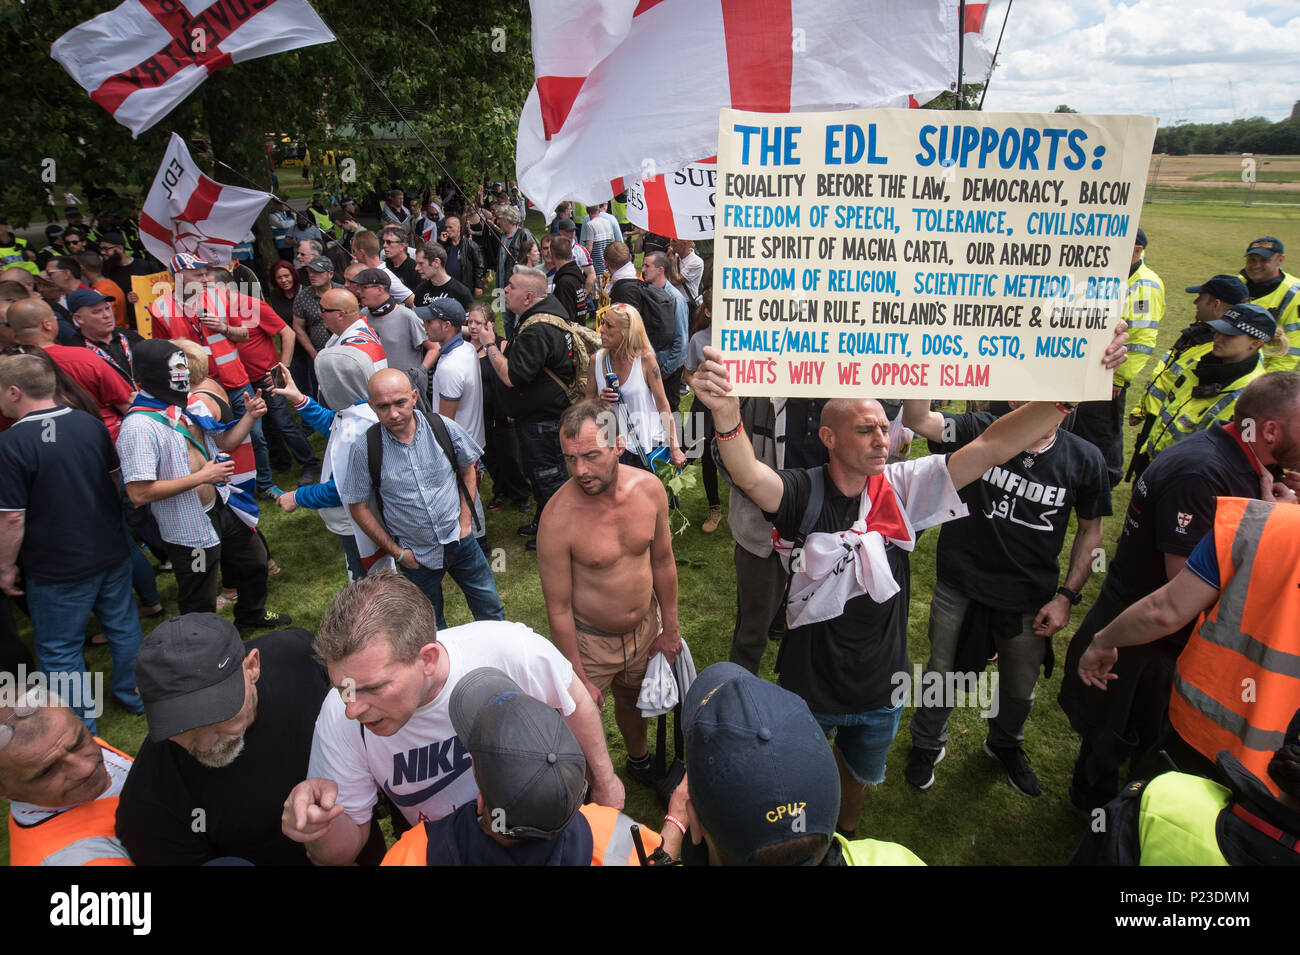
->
[688, 346, 784, 512]
[902, 399, 946, 443]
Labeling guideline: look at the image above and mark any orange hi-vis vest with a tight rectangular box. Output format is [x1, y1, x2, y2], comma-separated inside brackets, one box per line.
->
[7, 739, 134, 866]
[149, 286, 250, 390]
[381, 803, 662, 866]
[1170, 497, 1300, 795]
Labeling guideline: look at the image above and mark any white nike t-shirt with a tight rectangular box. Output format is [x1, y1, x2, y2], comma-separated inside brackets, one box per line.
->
[307, 621, 576, 826]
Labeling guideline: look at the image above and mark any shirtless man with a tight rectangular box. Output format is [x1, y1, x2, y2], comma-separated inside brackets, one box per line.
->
[537, 399, 682, 785]
[118, 339, 283, 628]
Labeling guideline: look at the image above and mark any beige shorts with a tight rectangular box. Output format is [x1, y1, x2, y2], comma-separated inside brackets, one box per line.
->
[574, 593, 662, 696]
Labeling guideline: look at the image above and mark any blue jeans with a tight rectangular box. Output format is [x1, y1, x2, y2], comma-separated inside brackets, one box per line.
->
[811, 703, 904, 785]
[26, 563, 144, 733]
[401, 536, 504, 630]
[229, 383, 271, 493]
[337, 533, 364, 582]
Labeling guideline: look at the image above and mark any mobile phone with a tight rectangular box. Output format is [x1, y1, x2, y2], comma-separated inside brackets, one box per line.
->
[605, 372, 620, 398]
[271, 365, 287, 389]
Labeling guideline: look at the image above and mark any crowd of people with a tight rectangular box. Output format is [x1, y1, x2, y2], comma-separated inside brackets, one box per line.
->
[0, 186, 1298, 867]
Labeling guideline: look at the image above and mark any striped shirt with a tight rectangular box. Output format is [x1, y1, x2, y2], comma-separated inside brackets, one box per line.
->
[117, 411, 219, 549]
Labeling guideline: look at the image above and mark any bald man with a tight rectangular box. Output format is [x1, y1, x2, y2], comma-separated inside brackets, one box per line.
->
[7, 299, 132, 438]
[318, 288, 387, 369]
[337, 368, 503, 629]
[691, 328, 1131, 837]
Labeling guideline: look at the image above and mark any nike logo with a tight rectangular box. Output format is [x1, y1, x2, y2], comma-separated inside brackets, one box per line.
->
[216, 657, 231, 669]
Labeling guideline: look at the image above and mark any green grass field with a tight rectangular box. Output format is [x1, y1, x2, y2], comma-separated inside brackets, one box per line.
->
[3, 198, 1297, 866]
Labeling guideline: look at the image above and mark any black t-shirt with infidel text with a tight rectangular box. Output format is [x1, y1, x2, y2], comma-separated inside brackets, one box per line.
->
[931, 412, 1112, 613]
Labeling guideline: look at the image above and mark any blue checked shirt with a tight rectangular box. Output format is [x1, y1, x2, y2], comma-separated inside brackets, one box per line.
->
[339, 413, 482, 569]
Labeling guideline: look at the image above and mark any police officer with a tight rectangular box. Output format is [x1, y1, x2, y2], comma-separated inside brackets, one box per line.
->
[1127, 273, 1248, 480]
[1071, 228, 1163, 485]
[0, 218, 36, 276]
[1132, 303, 1273, 476]
[1237, 236, 1300, 372]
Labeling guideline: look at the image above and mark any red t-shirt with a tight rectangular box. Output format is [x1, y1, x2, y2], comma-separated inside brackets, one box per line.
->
[230, 295, 288, 381]
[45, 344, 134, 440]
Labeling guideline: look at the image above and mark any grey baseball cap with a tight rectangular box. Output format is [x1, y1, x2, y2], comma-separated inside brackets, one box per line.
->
[306, 255, 335, 273]
[135, 614, 247, 742]
[449, 668, 587, 840]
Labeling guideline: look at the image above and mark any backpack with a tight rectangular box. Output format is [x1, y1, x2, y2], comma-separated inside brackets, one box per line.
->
[612, 278, 676, 353]
[517, 312, 601, 404]
[365, 410, 481, 535]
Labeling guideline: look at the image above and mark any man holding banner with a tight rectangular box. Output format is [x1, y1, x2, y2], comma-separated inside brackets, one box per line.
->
[690, 332, 1128, 835]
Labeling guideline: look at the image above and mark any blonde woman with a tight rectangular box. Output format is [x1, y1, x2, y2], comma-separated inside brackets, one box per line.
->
[585, 302, 686, 472]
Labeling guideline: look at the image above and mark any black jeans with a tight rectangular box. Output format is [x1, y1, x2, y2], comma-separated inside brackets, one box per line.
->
[163, 499, 268, 626]
[515, 419, 567, 519]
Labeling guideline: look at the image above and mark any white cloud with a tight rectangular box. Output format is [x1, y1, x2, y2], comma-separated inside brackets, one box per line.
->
[978, 0, 1300, 124]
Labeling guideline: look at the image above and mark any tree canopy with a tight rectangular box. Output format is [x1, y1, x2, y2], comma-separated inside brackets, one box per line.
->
[0, 0, 535, 224]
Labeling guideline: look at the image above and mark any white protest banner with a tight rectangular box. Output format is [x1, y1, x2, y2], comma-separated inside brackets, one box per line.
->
[712, 108, 1158, 400]
[625, 158, 717, 240]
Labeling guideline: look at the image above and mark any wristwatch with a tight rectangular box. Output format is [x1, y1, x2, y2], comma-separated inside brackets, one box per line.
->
[1056, 585, 1082, 606]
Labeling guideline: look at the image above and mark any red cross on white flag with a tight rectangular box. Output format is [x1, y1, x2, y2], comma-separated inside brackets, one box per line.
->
[517, 0, 991, 225]
[52, 0, 335, 138]
[139, 133, 272, 265]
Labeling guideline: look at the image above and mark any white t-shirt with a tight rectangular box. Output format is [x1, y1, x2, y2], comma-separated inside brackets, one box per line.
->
[307, 621, 576, 827]
[432, 337, 484, 448]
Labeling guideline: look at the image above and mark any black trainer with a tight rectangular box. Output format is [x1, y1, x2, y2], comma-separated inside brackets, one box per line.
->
[625, 754, 656, 788]
[984, 741, 1042, 797]
[517, 521, 538, 537]
[904, 745, 945, 790]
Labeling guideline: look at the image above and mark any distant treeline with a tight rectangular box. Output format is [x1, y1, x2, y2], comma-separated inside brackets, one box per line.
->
[1155, 115, 1300, 156]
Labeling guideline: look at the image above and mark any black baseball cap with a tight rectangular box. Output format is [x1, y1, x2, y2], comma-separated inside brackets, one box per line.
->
[353, 267, 391, 288]
[449, 668, 587, 840]
[682, 662, 840, 865]
[98, 231, 125, 247]
[1135, 228, 1148, 248]
[1207, 303, 1277, 341]
[135, 614, 248, 742]
[1185, 274, 1248, 305]
[555, 218, 577, 232]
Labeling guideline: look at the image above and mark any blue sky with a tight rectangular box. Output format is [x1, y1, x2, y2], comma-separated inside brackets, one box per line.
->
[976, 0, 1300, 125]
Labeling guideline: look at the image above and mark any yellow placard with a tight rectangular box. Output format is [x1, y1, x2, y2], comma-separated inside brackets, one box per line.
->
[130, 271, 172, 338]
[713, 108, 1158, 400]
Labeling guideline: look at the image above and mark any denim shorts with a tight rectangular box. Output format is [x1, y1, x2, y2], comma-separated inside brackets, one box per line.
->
[811, 703, 904, 785]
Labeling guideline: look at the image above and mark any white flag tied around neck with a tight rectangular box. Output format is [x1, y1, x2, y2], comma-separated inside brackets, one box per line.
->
[139, 133, 272, 265]
[517, 0, 993, 226]
[51, 0, 335, 137]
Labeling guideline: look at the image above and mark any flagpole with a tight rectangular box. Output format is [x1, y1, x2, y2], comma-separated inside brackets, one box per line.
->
[977, 0, 1013, 111]
[956, 0, 966, 110]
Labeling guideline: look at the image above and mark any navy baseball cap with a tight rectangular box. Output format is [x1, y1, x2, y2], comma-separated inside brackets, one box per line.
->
[1134, 228, 1148, 248]
[1207, 303, 1277, 341]
[1245, 237, 1283, 258]
[683, 662, 840, 865]
[1185, 274, 1249, 305]
[416, 299, 466, 327]
[66, 288, 115, 311]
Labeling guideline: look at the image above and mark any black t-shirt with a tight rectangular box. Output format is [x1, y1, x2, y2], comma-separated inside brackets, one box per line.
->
[505, 298, 574, 422]
[0, 407, 126, 585]
[107, 257, 162, 331]
[413, 276, 473, 311]
[763, 468, 911, 713]
[115, 629, 331, 866]
[933, 412, 1112, 612]
[1104, 423, 1259, 605]
[388, 254, 420, 291]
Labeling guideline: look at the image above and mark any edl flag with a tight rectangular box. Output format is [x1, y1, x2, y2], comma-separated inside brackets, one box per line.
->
[52, 0, 335, 137]
[138, 133, 272, 265]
